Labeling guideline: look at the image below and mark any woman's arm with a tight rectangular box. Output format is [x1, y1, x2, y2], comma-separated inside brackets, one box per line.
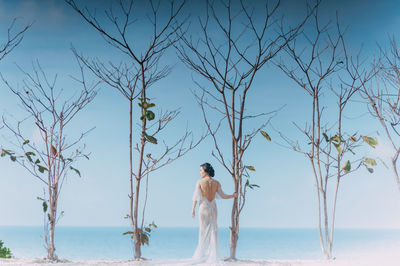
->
[192, 180, 201, 218]
[192, 201, 197, 218]
[217, 182, 237, 199]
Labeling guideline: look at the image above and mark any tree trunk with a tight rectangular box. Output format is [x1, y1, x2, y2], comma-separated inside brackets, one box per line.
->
[48, 191, 57, 260]
[229, 225, 238, 260]
[229, 215, 238, 260]
[322, 192, 330, 259]
[133, 67, 147, 260]
[329, 177, 340, 259]
[133, 178, 141, 259]
[48, 218, 56, 260]
[229, 178, 239, 260]
[128, 96, 143, 260]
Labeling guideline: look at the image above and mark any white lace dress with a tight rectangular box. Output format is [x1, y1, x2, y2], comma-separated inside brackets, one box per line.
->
[191, 180, 222, 264]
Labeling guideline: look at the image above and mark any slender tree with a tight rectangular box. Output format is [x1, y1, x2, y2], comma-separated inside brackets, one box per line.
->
[1, 61, 98, 261]
[275, 8, 377, 259]
[66, 0, 205, 260]
[360, 37, 400, 193]
[175, 0, 311, 260]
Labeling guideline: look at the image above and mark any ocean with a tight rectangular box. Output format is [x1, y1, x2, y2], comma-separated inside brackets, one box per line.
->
[0, 227, 399, 260]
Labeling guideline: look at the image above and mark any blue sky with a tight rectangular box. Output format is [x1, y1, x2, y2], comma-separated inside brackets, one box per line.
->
[0, 0, 400, 230]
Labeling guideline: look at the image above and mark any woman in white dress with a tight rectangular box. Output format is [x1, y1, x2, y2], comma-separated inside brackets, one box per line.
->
[191, 163, 237, 264]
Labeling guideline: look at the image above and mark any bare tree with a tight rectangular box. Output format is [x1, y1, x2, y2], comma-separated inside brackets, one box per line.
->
[66, 0, 205, 260]
[275, 8, 377, 259]
[174, 0, 311, 260]
[360, 37, 400, 193]
[0, 61, 98, 261]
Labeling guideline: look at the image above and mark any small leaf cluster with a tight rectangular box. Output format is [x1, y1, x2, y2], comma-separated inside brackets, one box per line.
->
[37, 196, 50, 221]
[123, 221, 158, 246]
[139, 98, 158, 144]
[1, 139, 84, 177]
[240, 130, 272, 191]
[321, 133, 378, 174]
[1, 142, 48, 173]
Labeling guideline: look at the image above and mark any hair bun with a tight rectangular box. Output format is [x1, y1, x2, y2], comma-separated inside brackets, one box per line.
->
[200, 162, 215, 177]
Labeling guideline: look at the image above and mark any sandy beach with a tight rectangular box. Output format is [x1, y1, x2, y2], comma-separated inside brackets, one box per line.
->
[1, 255, 400, 266]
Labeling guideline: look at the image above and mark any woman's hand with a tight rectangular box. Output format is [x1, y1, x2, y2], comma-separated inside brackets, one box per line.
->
[192, 209, 195, 218]
[232, 192, 238, 198]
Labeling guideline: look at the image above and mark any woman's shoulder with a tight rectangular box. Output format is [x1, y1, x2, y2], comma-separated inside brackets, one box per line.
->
[211, 179, 220, 186]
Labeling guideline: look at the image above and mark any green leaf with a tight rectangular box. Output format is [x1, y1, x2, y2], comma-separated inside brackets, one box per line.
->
[245, 165, 256, 171]
[10, 156, 16, 162]
[322, 133, 329, 142]
[367, 167, 374, 173]
[150, 222, 158, 228]
[70, 166, 81, 177]
[330, 135, 341, 144]
[144, 133, 157, 144]
[122, 231, 134, 236]
[350, 136, 357, 142]
[140, 110, 155, 121]
[139, 101, 155, 109]
[364, 157, 377, 166]
[42, 201, 48, 213]
[145, 110, 155, 121]
[25, 152, 35, 162]
[144, 227, 151, 233]
[333, 143, 343, 155]
[1, 149, 12, 157]
[141, 233, 149, 246]
[35, 159, 40, 164]
[138, 97, 150, 101]
[342, 160, 351, 173]
[23, 140, 30, 145]
[38, 165, 48, 173]
[260, 130, 271, 141]
[249, 184, 260, 190]
[362, 136, 378, 148]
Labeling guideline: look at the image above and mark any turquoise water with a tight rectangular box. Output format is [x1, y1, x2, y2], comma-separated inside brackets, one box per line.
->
[0, 227, 399, 260]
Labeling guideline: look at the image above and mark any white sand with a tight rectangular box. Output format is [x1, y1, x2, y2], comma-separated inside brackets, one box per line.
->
[0, 257, 399, 266]
[1, 247, 400, 266]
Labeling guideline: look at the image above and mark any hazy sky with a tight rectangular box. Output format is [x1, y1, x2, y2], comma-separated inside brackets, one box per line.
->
[1, 0, 400, 230]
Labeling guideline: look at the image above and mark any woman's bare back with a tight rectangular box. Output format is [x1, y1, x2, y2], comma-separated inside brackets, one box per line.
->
[199, 178, 220, 201]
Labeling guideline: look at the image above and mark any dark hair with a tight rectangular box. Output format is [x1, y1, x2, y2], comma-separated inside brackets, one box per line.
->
[200, 162, 215, 177]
